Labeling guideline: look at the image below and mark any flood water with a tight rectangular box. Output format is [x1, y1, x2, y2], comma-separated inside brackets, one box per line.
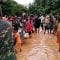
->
[16, 30, 60, 60]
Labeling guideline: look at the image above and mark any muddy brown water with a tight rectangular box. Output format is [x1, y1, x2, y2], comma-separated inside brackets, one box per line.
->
[16, 31, 60, 60]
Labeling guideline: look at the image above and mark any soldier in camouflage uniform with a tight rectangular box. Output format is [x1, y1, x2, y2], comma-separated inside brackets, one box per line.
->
[0, 16, 16, 60]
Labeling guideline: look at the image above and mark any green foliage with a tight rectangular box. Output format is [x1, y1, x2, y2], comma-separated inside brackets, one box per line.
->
[0, 0, 60, 16]
[29, 0, 60, 15]
[1, 0, 27, 16]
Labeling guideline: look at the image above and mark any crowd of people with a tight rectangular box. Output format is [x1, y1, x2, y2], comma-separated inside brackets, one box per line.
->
[0, 13, 60, 54]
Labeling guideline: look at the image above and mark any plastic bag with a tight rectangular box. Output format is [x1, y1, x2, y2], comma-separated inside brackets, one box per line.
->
[24, 33, 29, 38]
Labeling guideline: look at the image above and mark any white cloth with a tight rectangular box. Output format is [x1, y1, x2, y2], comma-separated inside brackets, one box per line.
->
[40, 16, 45, 23]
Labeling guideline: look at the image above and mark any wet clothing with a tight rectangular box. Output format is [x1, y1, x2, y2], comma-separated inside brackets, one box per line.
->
[0, 19, 16, 60]
[25, 21, 32, 36]
[44, 18, 50, 29]
[34, 17, 41, 28]
[49, 16, 55, 30]
[40, 16, 45, 30]
[25, 21, 32, 32]
[13, 31, 21, 51]
[13, 32, 21, 43]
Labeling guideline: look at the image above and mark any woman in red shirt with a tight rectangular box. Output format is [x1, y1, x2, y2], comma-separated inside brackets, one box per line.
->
[25, 17, 32, 38]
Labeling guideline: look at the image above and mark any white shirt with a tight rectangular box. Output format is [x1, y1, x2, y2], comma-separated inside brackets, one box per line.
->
[40, 16, 45, 23]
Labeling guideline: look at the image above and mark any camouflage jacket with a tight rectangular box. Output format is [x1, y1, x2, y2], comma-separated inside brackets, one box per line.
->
[0, 20, 16, 60]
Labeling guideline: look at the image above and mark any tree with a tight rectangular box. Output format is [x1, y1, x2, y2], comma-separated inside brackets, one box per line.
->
[28, 0, 60, 15]
[1, 0, 27, 16]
